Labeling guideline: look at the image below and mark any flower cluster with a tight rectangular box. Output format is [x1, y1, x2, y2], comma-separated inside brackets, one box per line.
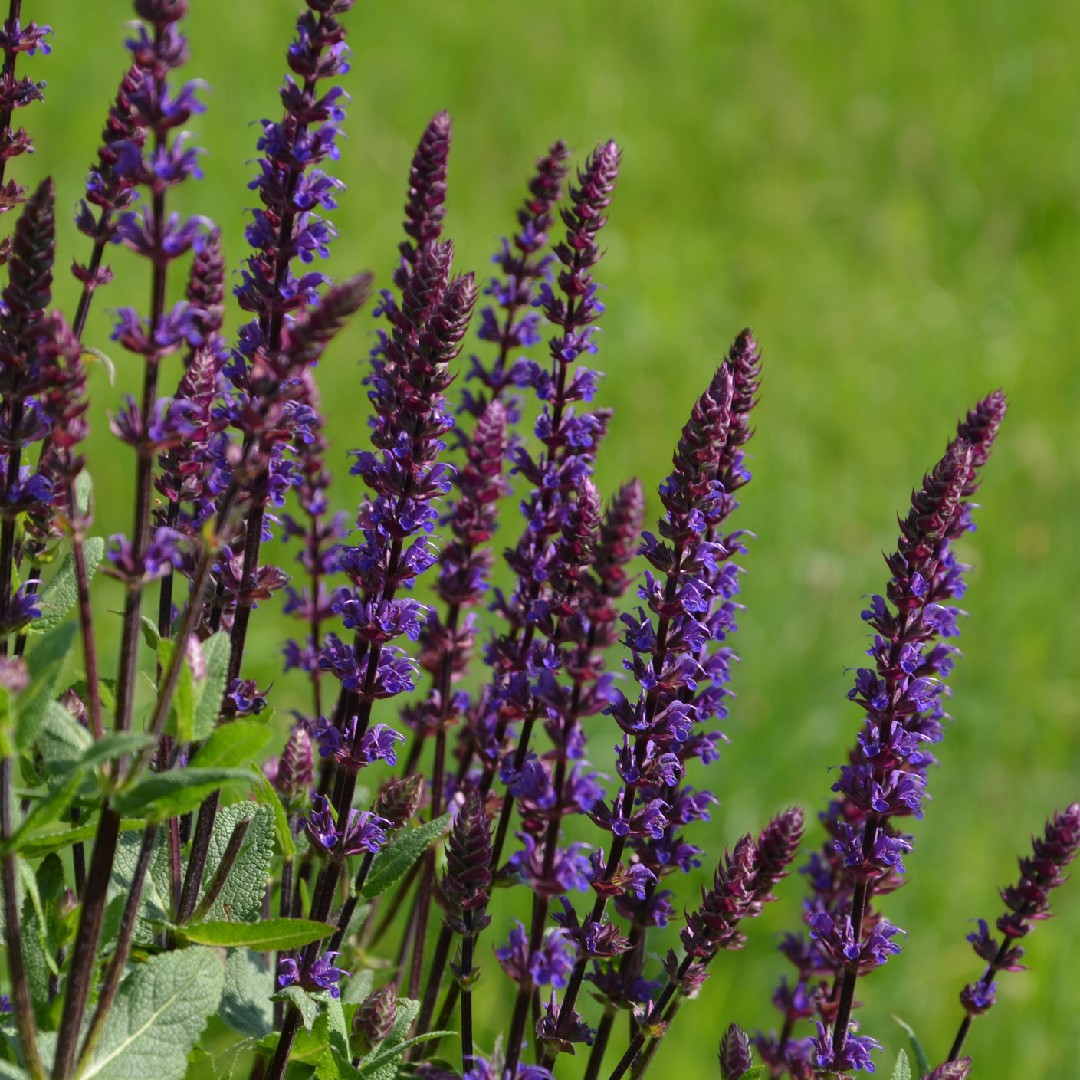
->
[0, 9, 1075, 1080]
[760, 391, 1008, 1076]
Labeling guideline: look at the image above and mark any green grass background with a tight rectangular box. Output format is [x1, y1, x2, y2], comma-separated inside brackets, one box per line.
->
[17, 0, 1080, 1075]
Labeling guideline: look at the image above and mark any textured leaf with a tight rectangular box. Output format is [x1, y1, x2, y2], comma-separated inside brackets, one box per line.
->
[273, 985, 320, 1032]
[180, 917, 335, 950]
[18, 859, 55, 1026]
[106, 827, 171, 947]
[249, 765, 295, 859]
[219, 950, 274, 1039]
[111, 767, 252, 821]
[36, 698, 92, 776]
[16, 622, 77, 750]
[362, 814, 450, 899]
[192, 632, 231, 739]
[80, 947, 225, 1080]
[191, 720, 272, 770]
[74, 470, 93, 518]
[200, 802, 274, 921]
[342, 968, 375, 1006]
[78, 732, 154, 772]
[34, 537, 104, 633]
[890, 1050, 912, 1080]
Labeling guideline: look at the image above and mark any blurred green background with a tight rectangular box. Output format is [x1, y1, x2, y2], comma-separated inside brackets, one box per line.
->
[19, 0, 1080, 1075]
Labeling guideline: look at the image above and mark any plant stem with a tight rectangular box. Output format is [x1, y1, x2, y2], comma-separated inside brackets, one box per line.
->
[75, 822, 159, 1071]
[1, 756, 45, 1079]
[52, 804, 122, 1080]
[175, 789, 220, 924]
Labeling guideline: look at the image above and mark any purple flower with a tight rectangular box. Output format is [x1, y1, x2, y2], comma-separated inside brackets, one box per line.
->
[302, 792, 391, 859]
[278, 949, 348, 999]
[811, 1023, 881, 1074]
[496, 923, 576, 990]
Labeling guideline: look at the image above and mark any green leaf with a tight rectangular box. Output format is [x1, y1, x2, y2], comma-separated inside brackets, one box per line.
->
[327, 994, 349, 1044]
[78, 732, 155, 773]
[139, 616, 160, 651]
[199, 802, 274, 922]
[889, 1049, 912, 1080]
[362, 814, 450, 899]
[179, 917, 335, 951]
[192, 632, 230, 739]
[111, 767, 252, 821]
[74, 470, 94, 517]
[249, 765, 295, 859]
[157, 638, 191, 745]
[6, 733, 153, 855]
[33, 537, 104, 633]
[893, 1016, 932, 1076]
[342, 968, 374, 1006]
[18, 860, 55, 1027]
[272, 985, 320, 1033]
[17, 622, 77, 750]
[191, 719, 272, 770]
[80, 947, 225, 1080]
[36, 699, 92, 777]
[15, 822, 97, 859]
[219, 950, 274, 1039]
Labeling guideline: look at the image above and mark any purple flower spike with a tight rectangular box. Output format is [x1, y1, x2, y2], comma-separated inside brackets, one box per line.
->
[395, 111, 450, 288]
[766, 394, 1006, 1072]
[941, 803, 1080, 1064]
[718, 1023, 754, 1080]
[463, 140, 571, 418]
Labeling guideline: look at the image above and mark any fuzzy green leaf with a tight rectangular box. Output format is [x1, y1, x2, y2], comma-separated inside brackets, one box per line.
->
[16, 622, 77, 750]
[219, 950, 274, 1039]
[191, 720, 272, 770]
[33, 537, 104, 633]
[272, 985, 320, 1033]
[80, 947, 225, 1080]
[342, 968, 375, 1006]
[74, 470, 94, 517]
[889, 1050, 912, 1080]
[199, 802, 274, 921]
[9, 732, 153, 856]
[15, 818, 144, 861]
[248, 765, 295, 859]
[111, 767, 252, 821]
[362, 814, 450, 899]
[192, 632, 230, 739]
[36, 698, 92, 776]
[179, 917, 335, 951]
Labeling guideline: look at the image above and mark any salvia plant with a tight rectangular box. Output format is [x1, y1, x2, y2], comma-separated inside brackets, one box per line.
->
[0, 3, 1073, 1080]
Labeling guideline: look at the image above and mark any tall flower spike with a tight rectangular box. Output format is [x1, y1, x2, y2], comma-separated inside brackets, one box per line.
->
[943, 803, 1080, 1064]
[71, 64, 144, 333]
[763, 392, 1007, 1077]
[462, 139, 571, 419]
[0, 179, 56, 637]
[395, 110, 450, 288]
[0, 15, 51, 213]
